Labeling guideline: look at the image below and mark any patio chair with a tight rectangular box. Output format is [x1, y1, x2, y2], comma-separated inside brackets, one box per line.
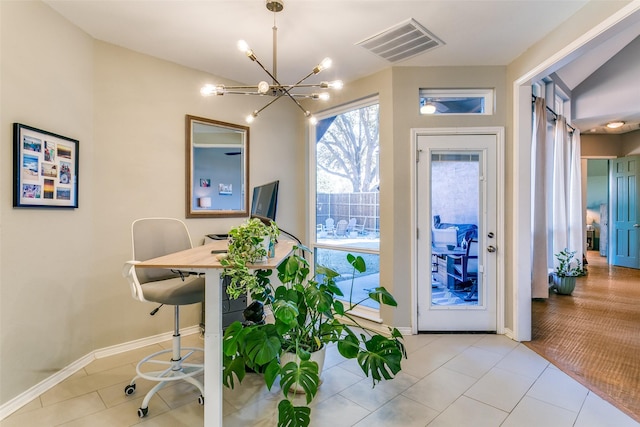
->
[335, 220, 348, 237]
[325, 218, 335, 235]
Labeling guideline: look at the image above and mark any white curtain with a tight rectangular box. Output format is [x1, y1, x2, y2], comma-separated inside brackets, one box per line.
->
[531, 97, 549, 298]
[568, 130, 583, 258]
[531, 102, 584, 298]
[552, 116, 569, 261]
[550, 116, 584, 272]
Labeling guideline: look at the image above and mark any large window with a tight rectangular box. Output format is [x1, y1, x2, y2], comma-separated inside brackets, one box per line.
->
[311, 97, 380, 313]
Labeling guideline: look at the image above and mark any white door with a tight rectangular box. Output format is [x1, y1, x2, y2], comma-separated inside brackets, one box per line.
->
[417, 133, 498, 331]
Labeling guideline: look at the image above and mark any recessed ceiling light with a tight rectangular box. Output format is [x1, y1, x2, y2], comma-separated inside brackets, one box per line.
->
[606, 121, 625, 129]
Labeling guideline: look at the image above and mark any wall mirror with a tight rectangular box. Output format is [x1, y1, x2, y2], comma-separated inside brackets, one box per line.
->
[186, 115, 249, 218]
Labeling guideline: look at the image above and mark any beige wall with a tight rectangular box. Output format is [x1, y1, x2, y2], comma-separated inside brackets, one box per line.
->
[0, 1, 302, 405]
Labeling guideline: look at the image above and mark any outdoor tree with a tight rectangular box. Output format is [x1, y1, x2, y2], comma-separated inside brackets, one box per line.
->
[316, 104, 379, 193]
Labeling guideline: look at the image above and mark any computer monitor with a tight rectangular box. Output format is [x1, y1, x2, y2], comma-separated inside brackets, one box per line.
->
[250, 180, 279, 222]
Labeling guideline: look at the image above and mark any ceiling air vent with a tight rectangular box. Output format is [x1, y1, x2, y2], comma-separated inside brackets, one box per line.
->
[356, 18, 444, 63]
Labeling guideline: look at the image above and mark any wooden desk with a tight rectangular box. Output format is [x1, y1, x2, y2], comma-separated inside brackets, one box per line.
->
[136, 239, 295, 427]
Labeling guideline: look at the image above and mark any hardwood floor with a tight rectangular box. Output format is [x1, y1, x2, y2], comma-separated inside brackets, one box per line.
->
[527, 251, 640, 423]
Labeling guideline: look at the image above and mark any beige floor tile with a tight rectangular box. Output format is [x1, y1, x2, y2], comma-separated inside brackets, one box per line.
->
[402, 366, 476, 412]
[1, 392, 105, 427]
[574, 392, 640, 427]
[526, 366, 588, 413]
[494, 343, 549, 379]
[464, 366, 536, 412]
[135, 400, 203, 426]
[501, 395, 578, 427]
[309, 394, 370, 427]
[353, 395, 439, 427]
[442, 345, 503, 378]
[86, 344, 164, 375]
[40, 364, 136, 407]
[472, 334, 519, 356]
[428, 395, 508, 427]
[58, 395, 170, 426]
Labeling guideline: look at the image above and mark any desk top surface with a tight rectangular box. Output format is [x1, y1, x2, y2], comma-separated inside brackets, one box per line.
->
[432, 246, 467, 256]
[136, 239, 296, 270]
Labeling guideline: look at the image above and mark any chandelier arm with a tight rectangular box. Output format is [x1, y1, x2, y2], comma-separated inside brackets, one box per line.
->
[255, 94, 286, 115]
[250, 54, 310, 115]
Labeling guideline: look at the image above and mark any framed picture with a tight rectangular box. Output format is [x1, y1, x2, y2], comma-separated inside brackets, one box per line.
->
[13, 123, 79, 208]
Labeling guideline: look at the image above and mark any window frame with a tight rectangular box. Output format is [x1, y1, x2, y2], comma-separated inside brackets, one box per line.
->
[419, 88, 495, 116]
[308, 95, 381, 320]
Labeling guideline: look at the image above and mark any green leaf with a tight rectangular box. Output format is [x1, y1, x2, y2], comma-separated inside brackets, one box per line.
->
[356, 335, 403, 385]
[222, 321, 248, 356]
[273, 299, 300, 326]
[315, 264, 340, 279]
[222, 354, 246, 389]
[244, 333, 281, 366]
[333, 299, 345, 315]
[347, 254, 366, 273]
[280, 360, 320, 404]
[263, 359, 282, 390]
[368, 286, 398, 307]
[336, 330, 360, 359]
[277, 399, 311, 427]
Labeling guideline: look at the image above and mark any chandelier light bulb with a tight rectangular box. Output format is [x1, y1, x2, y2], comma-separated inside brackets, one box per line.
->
[314, 57, 332, 74]
[246, 111, 258, 124]
[329, 80, 343, 90]
[237, 40, 250, 53]
[308, 115, 318, 126]
[257, 81, 270, 94]
[200, 84, 215, 96]
[318, 92, 330, 101]
[200, 84, 225, 96]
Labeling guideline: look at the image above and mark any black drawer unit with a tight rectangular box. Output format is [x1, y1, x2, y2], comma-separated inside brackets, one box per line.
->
[200, 275, 247, 331]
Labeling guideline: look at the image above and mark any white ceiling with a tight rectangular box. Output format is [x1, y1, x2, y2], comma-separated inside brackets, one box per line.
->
[44, 0, 639, 133]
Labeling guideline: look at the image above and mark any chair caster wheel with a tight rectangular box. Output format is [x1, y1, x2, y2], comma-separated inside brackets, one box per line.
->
[124, 384, 136, 396]
[198, 395, 204, 405]
[137, 407, 148, 418]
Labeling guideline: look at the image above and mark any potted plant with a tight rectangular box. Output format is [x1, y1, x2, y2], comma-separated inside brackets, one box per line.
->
[220, 217, 280, 299]
[551, 248, 586, 295]
[221, 235, 405, 427]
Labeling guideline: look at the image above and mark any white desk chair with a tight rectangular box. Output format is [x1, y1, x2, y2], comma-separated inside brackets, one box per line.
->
[122, 218, 205, 418]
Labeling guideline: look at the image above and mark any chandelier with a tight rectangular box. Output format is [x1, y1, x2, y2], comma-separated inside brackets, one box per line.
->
[200, 0, 343, 125]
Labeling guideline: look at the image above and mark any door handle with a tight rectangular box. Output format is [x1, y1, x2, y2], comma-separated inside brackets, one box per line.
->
[634, 224, 640, 228]
[487, 245, 496, 253]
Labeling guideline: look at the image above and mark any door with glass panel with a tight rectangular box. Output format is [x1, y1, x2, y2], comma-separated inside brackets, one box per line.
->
[417, 133, 497, 331]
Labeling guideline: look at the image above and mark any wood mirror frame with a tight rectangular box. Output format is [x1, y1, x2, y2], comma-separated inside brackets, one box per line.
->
[186, 115, 249, 218]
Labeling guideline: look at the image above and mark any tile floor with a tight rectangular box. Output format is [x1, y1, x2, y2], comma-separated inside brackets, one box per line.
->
[2, 332, 639, 426]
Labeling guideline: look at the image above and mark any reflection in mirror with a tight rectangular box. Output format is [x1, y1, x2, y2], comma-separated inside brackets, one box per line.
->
[186, 115, 249, 218]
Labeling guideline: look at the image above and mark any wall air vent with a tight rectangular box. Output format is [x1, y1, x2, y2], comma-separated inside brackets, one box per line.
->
[356, 18, 444, 63]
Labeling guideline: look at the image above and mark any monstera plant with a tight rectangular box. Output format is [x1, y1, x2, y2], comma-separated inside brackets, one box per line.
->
[221, 241, 405, 427]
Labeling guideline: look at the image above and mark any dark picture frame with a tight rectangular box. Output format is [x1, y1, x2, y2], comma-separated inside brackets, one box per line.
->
[13, 123, 79, 208]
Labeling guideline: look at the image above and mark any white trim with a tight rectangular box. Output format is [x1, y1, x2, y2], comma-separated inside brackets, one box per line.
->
[512, 1, 640, 342]
[410, 127, 505, 335]
[0, 326, 200, 421]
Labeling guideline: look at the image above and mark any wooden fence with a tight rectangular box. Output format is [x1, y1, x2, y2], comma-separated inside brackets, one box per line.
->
[316, 192, 380, 233]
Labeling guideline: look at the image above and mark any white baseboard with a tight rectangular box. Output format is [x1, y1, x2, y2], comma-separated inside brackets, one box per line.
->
[0, 326, 201, 421]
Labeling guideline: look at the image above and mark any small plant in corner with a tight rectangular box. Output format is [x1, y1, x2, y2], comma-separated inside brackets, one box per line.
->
[554, 248, 586, 277]
[551, 248, 586, 295]
[221, 242, 406, 427]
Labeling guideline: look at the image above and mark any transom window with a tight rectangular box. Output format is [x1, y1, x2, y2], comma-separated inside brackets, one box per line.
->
[419, 88, 494, 115]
